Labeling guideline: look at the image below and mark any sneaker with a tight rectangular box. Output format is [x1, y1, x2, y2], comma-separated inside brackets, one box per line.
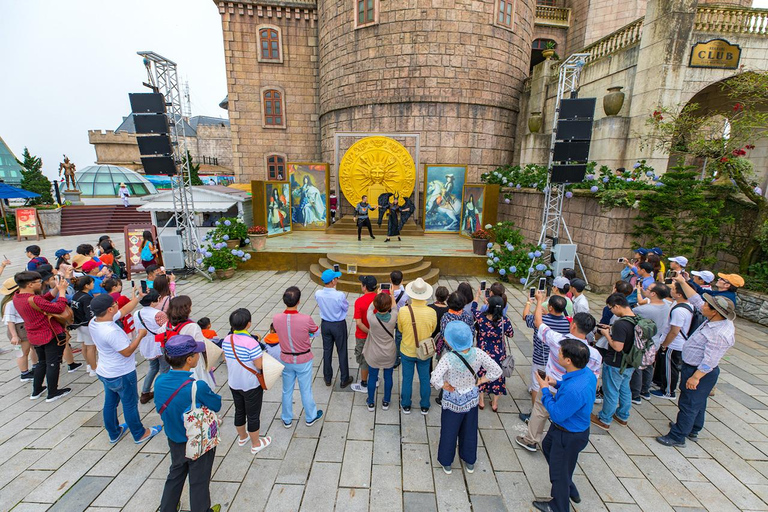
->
[402, 405, 411, 414]
[88, 369, 98, 377]
[667, 421, 699, 441]
[420, 407, 429, 415]
[655, 435, 685, 447]
[515, 435, 538, 452]
[641, 392, 651, 401]
[20, 370, 34, 382]
[351, 382, 368, 393]
[45, 388, 72, 403]
[631, 397, 642, 405]
[442, 465, 452, 475]
[67, 362, 83, 373]
[306, 410, 324, 427]
[30, 386, 47, 400]
[594, 391, 604, 404]
[519, 412, 531, 423]
[590, 413, 610, 431]
[282, 420, 293, 429]
[367, 402, 375, 412]
[382, 401, 390, 410]
[465, 463, 475, 473]
[650, 389, 676, 400]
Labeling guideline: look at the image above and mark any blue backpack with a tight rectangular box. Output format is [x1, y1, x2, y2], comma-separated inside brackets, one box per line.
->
[140, 242, 153, 261]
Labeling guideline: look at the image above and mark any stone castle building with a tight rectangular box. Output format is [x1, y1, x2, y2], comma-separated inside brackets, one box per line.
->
[214, 0, 768, 208]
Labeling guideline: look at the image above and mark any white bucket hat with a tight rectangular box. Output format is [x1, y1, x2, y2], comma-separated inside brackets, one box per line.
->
[405, 278, 433, 301]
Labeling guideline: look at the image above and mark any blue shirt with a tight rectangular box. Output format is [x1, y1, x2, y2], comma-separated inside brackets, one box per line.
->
[92, 276, 107, 295]
[315, 287, 349, 322]
[154, 370, 222, 443]
[687, 279, 737, 306]
[541, 367, 597, 433]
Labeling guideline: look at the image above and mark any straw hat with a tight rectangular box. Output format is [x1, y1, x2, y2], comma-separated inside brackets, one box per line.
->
[0, 277, 19, 296]
[405, 278, 433, 301]
[703, 294, 736, 321]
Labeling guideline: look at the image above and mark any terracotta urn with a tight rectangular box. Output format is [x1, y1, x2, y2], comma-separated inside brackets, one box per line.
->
[225, 239, 240, 249]
[528, 112, 543, 133]
[249, 234, 267, 251]
[215, 267, 236, 280]
[472, 238, 489, 256]
[603, 86, 625, 116]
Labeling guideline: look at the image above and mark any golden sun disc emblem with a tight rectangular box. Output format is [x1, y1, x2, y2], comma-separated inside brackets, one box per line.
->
[339, 136, 415, 217]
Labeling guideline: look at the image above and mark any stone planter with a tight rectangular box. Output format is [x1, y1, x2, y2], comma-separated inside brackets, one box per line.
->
[528, 112, 543, 133]
[735, 289, 768, 327]
[215, 267, 236, 280]
[603, 86, 625, 116]
[225, 239, 240, 250]
[472, 238, 489, 256]
[249, 234, 267, 251]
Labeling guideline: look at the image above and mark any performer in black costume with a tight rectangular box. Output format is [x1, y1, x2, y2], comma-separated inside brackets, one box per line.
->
[354, 195, 376, 241]
[378, 193, 413, 243]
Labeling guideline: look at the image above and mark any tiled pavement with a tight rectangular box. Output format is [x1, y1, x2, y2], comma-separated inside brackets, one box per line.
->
[1, 236, 768, 511]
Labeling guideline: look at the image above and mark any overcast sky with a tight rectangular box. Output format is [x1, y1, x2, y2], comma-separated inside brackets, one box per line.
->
[1, 1, 767, 180]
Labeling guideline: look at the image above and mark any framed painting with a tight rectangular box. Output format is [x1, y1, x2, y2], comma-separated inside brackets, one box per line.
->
[422, 164, 467, 233]
[459, 183, 500, 238]
[288, 162, 329, 230]
[265, 181, 292, 236]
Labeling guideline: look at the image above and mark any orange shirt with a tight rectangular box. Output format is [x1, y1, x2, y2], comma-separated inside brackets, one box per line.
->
[201, 328, 218, 339]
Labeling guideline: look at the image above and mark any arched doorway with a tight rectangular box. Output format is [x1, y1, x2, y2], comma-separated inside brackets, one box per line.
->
[530, 38, 556, 73]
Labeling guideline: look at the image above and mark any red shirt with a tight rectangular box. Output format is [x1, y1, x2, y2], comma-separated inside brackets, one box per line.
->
[354, 292, 377, 339]
[13, 292, 68, 345]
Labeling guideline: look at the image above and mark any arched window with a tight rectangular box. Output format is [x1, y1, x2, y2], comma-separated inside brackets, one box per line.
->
[532, 38, 555, 50]
[497, 0, 514, 27]
[259, 27, 282, 62]
[263, 89, 285, 127]
[267, 154, 286, 180]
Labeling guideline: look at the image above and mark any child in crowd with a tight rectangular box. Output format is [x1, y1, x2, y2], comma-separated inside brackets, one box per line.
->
[562, 268, 577, 299]
[54, 249, 72, 271]
[145, 264, 161, 290]
[1, 277, 37, 381]
[26, 245, 49, 271]
[198, 317, 218, 340]
[71, 276, 98, 377]
[262, 323, 282, 361]
[103, 278, 135, 335]
[81, 260, 108, 295]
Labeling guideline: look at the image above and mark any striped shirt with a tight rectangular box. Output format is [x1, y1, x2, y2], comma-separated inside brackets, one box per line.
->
[222, 333, 263, 391]
[526, 313, 570, 366]
[682, 294, 735, 373]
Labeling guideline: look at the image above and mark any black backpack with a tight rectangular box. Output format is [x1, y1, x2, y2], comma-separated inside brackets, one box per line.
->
[70, 291, 93, 328]
[670, 303, 706, 339]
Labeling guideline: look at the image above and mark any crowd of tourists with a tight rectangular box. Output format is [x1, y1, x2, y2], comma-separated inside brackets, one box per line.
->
[2, 237, 741, 512]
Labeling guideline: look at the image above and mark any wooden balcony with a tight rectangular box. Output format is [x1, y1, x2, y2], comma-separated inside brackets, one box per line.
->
[535, 5, 571, 28]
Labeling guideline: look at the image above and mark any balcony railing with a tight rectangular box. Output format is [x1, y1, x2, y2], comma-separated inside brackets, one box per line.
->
[535, 5, 571, 28]
[694, 6, 768, 36]
[579, 17, 644, 64]
[196, 156, 220, 166]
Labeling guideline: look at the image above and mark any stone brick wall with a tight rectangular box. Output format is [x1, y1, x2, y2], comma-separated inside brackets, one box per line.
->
[217, 1, 321, 182]
[193, 124, 234, 170]
[497, 187, 640, 291]
[736, 289, 768, 327]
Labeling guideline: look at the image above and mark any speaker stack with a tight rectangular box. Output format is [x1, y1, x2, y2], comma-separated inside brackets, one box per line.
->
[129, 93, 177, 176]
[551, 98, 596, 184]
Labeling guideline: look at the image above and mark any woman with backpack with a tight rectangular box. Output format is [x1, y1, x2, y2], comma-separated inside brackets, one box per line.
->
[473, 295, 514, 412]
[134, 290, 168, 404]
[165, 296, 216, 387]
[362, 292, 399, 411]
[431, 321, 501, 475]
[140, 230, 159, 268]
[72, 276, 98, 377]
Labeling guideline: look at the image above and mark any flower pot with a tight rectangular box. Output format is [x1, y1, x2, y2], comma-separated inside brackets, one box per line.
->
[215, 267, 236, 280]
[225, 239, 240, 249]
[542, 49, 555, 60]
[249, 234, 267, 251]
[528, 112, 543, 133]
[472, 238, 489, 256]
[603, 86, 625, 116]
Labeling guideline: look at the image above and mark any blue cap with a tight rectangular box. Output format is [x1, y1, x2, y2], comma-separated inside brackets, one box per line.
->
[650, 247, 663, 256]
[54, 249, 72, 258]
[444, 321, 473, 352]
[165, 335, 206, 357]
[635, 247, 649, 255]
[321, 269, 342, 284]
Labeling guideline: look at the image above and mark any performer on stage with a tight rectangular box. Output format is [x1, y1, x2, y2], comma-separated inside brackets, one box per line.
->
[354, 195, 377, 241]
[380, 193, 413, 243]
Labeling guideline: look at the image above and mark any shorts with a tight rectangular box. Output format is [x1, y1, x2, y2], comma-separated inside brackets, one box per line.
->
[355, 337, 368, 371]
[77, 325, 94, 346]
[528, 363, 547, 393]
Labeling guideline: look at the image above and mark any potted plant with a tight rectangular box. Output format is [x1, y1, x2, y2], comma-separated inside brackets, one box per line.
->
[248, 225, 268, 251]
[211, 217, 248, 249]
[199, 241, 250, 279]
[542, 41, 558, 60]
[471, 228, 492, 256]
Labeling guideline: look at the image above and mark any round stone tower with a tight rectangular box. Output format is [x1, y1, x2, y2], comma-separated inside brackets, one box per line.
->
[317, 0, 535, 188]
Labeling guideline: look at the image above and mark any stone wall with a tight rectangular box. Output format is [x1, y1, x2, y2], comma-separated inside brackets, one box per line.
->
[736, 289, 768, 327]
[192, 124, 234, 170]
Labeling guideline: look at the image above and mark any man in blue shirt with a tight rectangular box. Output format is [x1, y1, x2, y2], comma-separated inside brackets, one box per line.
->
[315, 269, 352, 388]
[155, 335, 222, 512]
[532, 338, 596, 512]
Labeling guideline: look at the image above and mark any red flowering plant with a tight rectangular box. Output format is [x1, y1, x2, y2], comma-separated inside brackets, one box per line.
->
[471, 228, 492, 240]
[247, 225, 267, 235]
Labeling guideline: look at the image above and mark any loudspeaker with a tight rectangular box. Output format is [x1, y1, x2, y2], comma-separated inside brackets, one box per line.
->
[137, 135, 172, 157]
[159, 234, 185, 270]
[134, 114, 169, 135]
[129, 93, 166, 114]
[141, 156, 177, 176]
[555, 120, 593, 141]
[558, 98, 596, 120]
[553, 141, 590, 162]
[551, 164, 587, 184]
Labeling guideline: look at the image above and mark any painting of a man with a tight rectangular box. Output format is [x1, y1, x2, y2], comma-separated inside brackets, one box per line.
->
[266, 182, 291, 235]
[424, 165, 466, 232]
[461, 186, 485, 237]
[288, 164, 329, 230]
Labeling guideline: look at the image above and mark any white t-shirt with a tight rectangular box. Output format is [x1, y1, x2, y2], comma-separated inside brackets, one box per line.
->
[3, 301, 23, 325]
[664, 301, 694, 351]
[179, 322, 215, 388]
[89, 312, 136, 378]
[134, 307, 164, 360]
[572, 294, 589, 315]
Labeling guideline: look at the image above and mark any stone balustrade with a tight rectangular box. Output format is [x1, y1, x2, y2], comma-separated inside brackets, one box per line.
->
[579, 17, 644, 64]
[695, 6, 768, 36]
[535, 5, 571, 28]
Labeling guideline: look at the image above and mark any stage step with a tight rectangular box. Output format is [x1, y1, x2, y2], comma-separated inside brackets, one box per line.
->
[325, 216, 424, 236]
[60, 205, 151, 236]
[318, 258, 434, 282]
[310, 253, 440, 292]
[325, 254, 426, 272]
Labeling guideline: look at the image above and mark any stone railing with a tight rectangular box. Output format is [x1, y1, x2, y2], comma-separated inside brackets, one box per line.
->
[579, 17, 644, 64]
[694, 6, 768, 36]
[535, 5, 571, 28]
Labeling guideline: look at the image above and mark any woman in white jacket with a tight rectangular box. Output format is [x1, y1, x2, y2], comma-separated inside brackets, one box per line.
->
[134, 290, 167, 404]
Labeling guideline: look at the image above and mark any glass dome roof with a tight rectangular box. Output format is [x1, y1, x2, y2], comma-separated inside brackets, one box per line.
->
[75, 165, 158, 197]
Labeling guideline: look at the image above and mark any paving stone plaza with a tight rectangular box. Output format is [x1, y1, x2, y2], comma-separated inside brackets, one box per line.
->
[0, 234, 767, 511]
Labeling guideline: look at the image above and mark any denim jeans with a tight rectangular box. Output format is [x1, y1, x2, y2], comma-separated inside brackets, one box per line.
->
[142, 356, 171, 394]
[367, 366, 393, 405]
[99, 370, 146, 442]
[281, 360, 318, 424]
[599, 364, 635, 424]
[400, 353, 431, 409]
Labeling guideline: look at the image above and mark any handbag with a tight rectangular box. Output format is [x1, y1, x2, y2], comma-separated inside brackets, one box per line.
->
[407, 305, 435, 361]
[27, 296, 74, 346]
[158, 378, 220, 460]
[499, 318, 515, 379]
[228, 335, 284, 390]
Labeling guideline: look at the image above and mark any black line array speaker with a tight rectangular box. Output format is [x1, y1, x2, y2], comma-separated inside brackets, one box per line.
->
[130, 91, 177, 176]
[134, 114, 169, 135]
[141, 156, 176, 175]
[129, 93, 166, 114]
[551, 97, 596, 184]
[137, 135, 172, 157]
[558, 98, 596, 120]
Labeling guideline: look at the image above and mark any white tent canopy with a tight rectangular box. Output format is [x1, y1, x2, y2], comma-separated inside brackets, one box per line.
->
[138, 187, 246, 214]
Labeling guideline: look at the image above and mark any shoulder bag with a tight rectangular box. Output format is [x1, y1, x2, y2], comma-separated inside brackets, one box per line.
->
[158, 378, 220, 460]
[28, 296, 74, 346]
[498, 317, 515, 379]
[228, 335, 284, 390]
[407, 305, 435, 361]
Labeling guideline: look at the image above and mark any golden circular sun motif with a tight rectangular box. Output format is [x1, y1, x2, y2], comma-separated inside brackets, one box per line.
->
[339, 136, 416, 216]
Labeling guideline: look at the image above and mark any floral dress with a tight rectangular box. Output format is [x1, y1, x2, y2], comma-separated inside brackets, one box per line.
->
[474, 312, 514, 396]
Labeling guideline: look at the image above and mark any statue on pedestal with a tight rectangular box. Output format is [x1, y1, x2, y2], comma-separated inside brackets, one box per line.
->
[58, 155, 78, 191]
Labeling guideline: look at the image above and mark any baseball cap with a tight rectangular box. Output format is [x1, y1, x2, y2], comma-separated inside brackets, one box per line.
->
[165, 334, 206, 357]
[553, 276, 570, 289]
[717, 273, 745, 288]
[359, 275, 378, 291]
[691, 270, 715, 283]
[650, 247, 663, 256]
[54, 249, 72, 259]
[81, 260, 100, 273]
[635, 247, 649, 256]
[669, 256, 688, 267]
[90, 294, 117, 317]
[321, 269, 342, 284]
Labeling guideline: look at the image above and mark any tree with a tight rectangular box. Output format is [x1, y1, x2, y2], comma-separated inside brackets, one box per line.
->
[16, 148, 53, 205]
[182, 151, 203, 186]
[643, 71, 768, 272]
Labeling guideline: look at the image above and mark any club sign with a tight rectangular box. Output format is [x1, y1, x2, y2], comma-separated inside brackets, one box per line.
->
[689, 39, 741, 69]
